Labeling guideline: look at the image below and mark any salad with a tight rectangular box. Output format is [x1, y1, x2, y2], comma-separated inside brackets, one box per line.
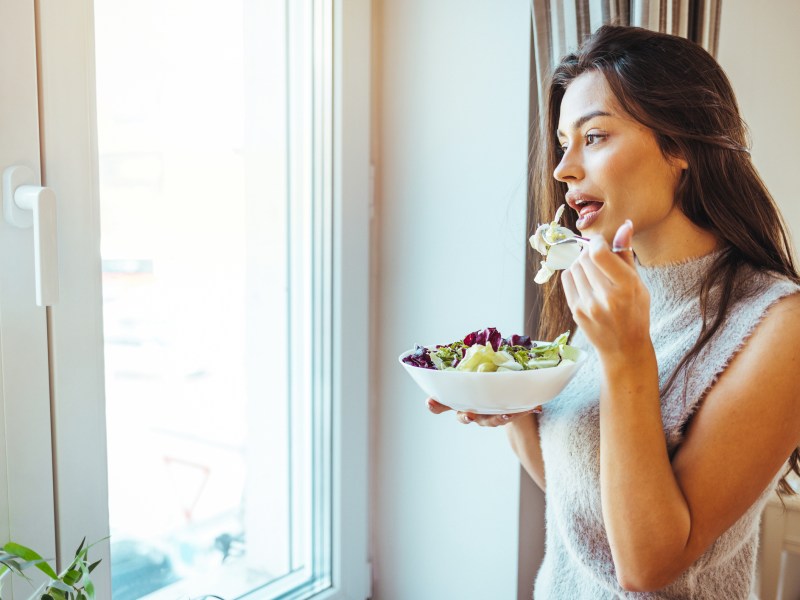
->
[402, 327, 579, 373]
[529, 204, 587, 283]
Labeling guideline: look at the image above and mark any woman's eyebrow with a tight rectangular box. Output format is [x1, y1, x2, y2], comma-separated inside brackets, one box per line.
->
[556, 110, 613, 137]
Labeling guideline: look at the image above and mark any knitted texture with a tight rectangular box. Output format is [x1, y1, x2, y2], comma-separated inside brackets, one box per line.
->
[534, 251, 800, 599]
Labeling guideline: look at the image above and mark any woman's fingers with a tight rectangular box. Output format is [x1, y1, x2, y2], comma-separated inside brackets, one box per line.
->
[427, 398, 451, 414]
[611, 219, 635, 267]
[576, 247, 613, 294]
[457, 409, 538, 427]
[428, 398, 540, 427]
[457, 411, 477, 424]
[569, 258, 595, 299]
[566, 254, 611, 326]
[561, 268, 578, 309]
[588, 223, 637, 281]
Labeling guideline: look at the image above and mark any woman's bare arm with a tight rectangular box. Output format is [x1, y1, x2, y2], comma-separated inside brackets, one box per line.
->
[597, 293, 800, 591]
[564, 235, 800, 592]
[505, 413, 546, 491]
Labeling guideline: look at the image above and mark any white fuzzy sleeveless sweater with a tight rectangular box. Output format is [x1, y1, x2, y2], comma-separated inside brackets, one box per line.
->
[534, 250, 800, 599]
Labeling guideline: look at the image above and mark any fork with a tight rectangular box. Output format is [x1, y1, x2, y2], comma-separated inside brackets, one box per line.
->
[549, 236, 633, 254]
[548, 236, 590, 247]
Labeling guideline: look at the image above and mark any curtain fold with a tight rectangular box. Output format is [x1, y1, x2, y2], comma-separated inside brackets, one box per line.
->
[530, 0, 722, 113]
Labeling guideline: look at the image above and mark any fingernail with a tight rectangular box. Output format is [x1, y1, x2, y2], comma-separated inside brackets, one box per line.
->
[532, 407, 543, 414]
[625, 219, 633, 229]
[461, 414, 472, 424]
[500, 414, 510, 421]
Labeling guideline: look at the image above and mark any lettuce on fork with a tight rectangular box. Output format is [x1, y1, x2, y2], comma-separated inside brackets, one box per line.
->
[402, 327, 578, 372]
[529, 204, 586, 283]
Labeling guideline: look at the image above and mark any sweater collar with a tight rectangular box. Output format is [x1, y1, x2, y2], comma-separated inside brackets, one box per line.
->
[636, 249, 727, 307]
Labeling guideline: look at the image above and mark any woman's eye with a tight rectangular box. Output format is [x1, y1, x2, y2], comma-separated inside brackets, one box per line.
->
[557, 132, 604, 155]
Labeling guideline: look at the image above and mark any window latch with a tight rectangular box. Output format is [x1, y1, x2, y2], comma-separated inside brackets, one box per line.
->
[3, 165, 60, 306]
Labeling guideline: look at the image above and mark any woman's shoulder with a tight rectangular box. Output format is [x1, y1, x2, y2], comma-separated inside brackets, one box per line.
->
[752, 282, 800, 323]
[664, 265, 800, 444]
[734, 263, 800, 305]
[711, 276, 800, 394]
[711, 263, 800, 341]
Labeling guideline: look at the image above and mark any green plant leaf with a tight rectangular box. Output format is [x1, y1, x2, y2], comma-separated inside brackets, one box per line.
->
[0, 557, 32, 582]
[79, 559, 95, 600]
[3, 542, 59, 580]
[62, 568, 81, 586]
[47, 579, 73, 593]
[1, 538, 102, 600]
[58, 556, 84, 581]
[0, 557, 24, 573]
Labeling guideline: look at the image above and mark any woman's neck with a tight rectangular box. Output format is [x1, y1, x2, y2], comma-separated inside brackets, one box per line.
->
[633, 211, 721, 266]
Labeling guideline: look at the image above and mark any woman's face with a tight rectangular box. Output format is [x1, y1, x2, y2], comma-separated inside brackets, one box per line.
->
[554, 70, 688, 251]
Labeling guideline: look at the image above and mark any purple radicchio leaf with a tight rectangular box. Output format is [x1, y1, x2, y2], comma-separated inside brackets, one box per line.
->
[485, 328, 502, 351]
[463, 327, 502, 351]
[503, 334, 532, 349]
[402, 344, 436, 369]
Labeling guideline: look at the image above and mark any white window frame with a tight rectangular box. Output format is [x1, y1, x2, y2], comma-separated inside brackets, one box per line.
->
[32, 0, 371, 598]
[327, 0, 372, 597]
[0, 5, 58, 598]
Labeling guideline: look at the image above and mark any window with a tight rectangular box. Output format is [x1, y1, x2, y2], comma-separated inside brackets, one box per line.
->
[0, 0, 368, 598]
[94, 0, 339, 598]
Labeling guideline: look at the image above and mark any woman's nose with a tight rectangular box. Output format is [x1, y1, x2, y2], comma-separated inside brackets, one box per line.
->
[553, 147, 583, 182]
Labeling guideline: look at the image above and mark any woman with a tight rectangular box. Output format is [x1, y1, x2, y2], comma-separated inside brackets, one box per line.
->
[429, 25, 800, 598]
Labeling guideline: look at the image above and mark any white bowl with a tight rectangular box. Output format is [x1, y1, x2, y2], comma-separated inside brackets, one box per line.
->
[399, 346, 587, 414]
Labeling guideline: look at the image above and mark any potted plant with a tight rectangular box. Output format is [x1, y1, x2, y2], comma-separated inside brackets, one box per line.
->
[0, 538, 100, 600]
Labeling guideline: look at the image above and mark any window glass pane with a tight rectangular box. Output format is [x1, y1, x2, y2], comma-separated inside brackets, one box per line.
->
[93, 1, 331, 598]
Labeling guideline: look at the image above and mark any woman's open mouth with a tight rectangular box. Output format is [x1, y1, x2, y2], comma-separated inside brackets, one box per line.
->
[566, 193, 604, 230]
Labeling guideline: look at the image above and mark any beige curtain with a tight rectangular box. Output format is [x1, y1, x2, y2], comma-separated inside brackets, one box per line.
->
[530, 0, 722, 112]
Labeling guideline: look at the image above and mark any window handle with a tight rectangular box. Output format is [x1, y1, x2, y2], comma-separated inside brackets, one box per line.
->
[3, 165, 60, 306]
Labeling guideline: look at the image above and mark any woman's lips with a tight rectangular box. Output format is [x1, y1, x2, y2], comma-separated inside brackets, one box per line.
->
[577, 201, 603, 218]
[572, 200, 604, 229]
[565, 192, 605, 230]
[576, 203, 603, 229]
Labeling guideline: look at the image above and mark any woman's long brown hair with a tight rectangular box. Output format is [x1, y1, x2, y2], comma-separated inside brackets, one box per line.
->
[529, 25, 800, 495]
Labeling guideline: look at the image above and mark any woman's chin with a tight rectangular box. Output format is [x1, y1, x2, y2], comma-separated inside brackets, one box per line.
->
[577, 224, 615, 245]
[577, 213, 622, 244]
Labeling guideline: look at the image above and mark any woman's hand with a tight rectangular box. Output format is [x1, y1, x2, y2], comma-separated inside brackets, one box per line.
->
[560, 220, 651, 359]
[426, 398, 540, 427]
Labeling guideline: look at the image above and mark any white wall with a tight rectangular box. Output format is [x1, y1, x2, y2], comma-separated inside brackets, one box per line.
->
[372, 1, 531, 599]
[716, 3, 800, 599]
[718, 1, 800, 244]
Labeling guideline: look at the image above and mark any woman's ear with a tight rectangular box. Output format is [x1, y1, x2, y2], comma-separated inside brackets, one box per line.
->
[669, 151, 689, 171]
